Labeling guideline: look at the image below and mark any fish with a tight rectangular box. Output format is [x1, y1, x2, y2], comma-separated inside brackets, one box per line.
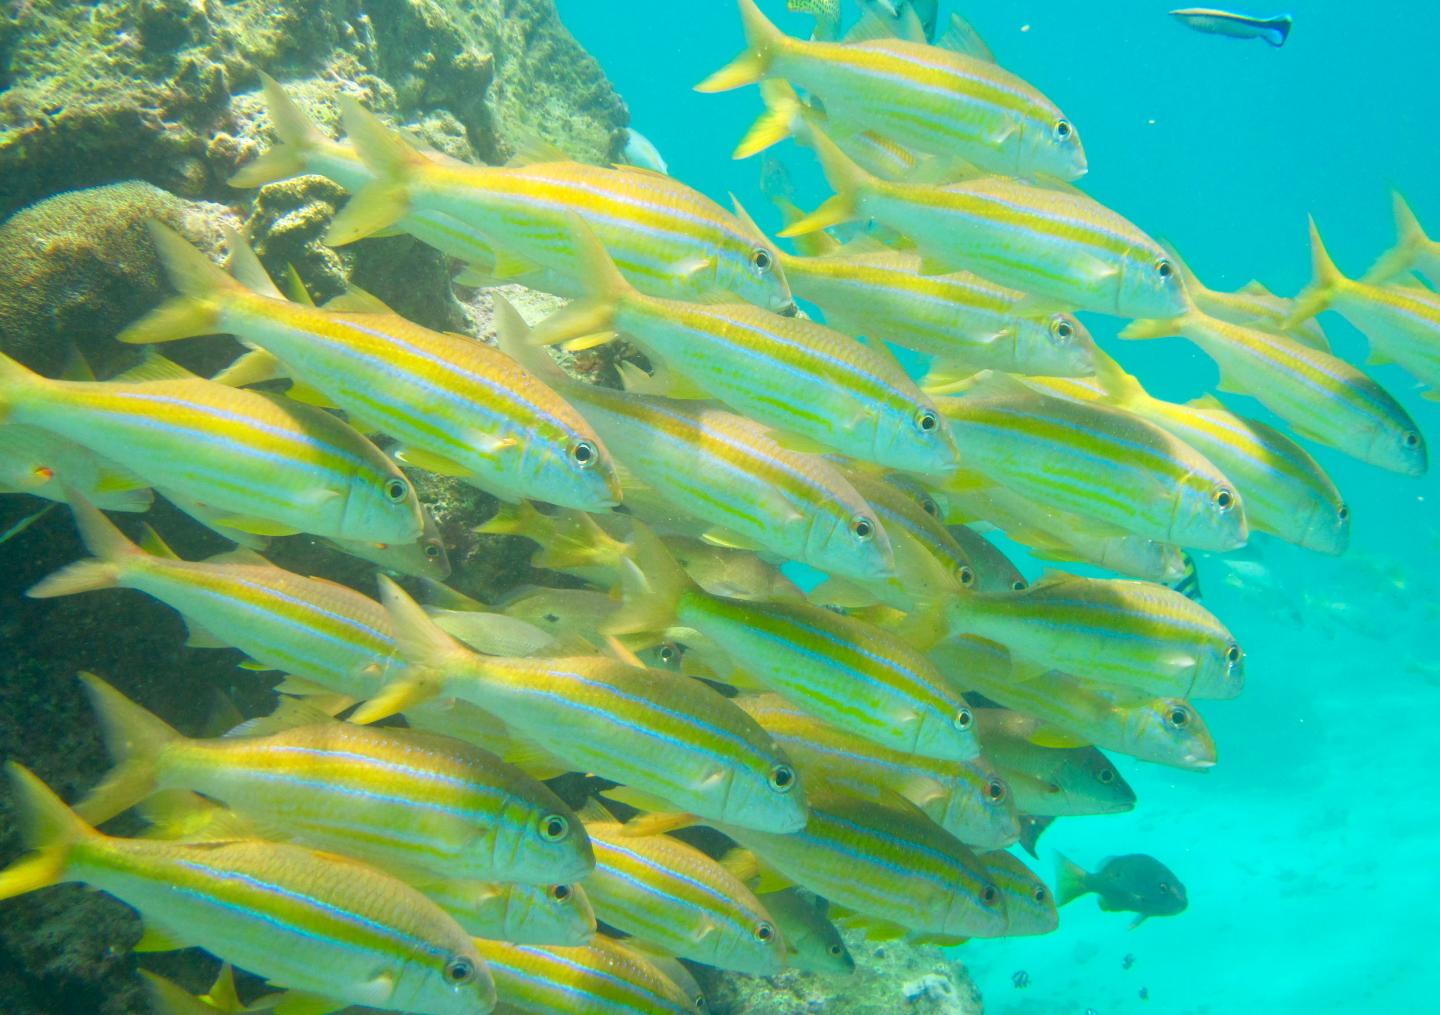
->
[326, 502, 453, 580]
[1165, 252, 1330, 351]
[1170, 8, 1292, 48]
[615, 532, 980, 762]
[701, 0, 1086, 181]
[140, 964, 277, 1015]
[1030, 354, 1350, 555]
[123, 225, 622, 513]
[1056, 852, 1189, 927]
[621, 128, 669, 174]
[578, 802, 788, 974]
[0, 425, 153, 513]
[494, 297, 895, 585]
[530, 218, 957, 475]
[322, 97, 795, 314]
[931, 636, 1218, 771]
[735, 692, 1018, 848]
[0, 763, 496, 1014]
[471, 935, 699, 1014]
[356, 575, 810, 835]
[783, 129, 1184, 319]
[980, 851, 1058, 937]
[974, 709, 1137, 818]
[1172, 552, 1203, 601]
[0, 351, 424, 543]
[625, 947, 708, 1013]
[765, 208, 1097, 379]
[1287, 218, 1440, 399]
[943, 570, 1245, 700]
[788, 0, 842, 41]
[718, 779, 1008, 940]
[1367, 192, 1440, 286]
[760, 887, 855, 973]
[75, 674, 594, 887]
[933, 375, 1248, 553]
[419, 879, 596, 946]
[1120, 309, 1426, 476]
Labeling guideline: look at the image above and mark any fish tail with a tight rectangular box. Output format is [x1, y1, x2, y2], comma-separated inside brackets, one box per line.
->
[351, 575, 463, 724]
[1117, 317, 1185, 341]
[778, 128, 870, 237]
[771, 197, 840, 256]
[1089, 346, 1147, 407]
[528, 217, 626, 350]
[0, 763, 94, 902]
[25, 493, 145, 598]
[73, 672, 181, 825]
[227, 74, 327, 188]
[733, 80, 805, 160]
[607, 525, 693, 637]
[1054, 851, 1091, 906]
[1265, 15, 1292, 47]
[1365, 192, 1430, 283]
[0, 350, 45, 423]
[491, 295, 568, 386]
[1285, 217, 1346, 328]
[324, 98, 419, 246]
[118, 223, 235, 345]
[695, 0, 787, 93]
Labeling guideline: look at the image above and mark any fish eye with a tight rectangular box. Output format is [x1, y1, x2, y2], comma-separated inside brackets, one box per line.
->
[550, 884, 572, 901]
[383, 478, 410, 503]
[1337, 504, 1350, 522]
[1033, 886, 1047, 903]
[1403, 430, 1421, 449]
[768, 763, 796, 793]
[1053, 118, 1073, 141]
[914, 407, 939, 433]
[1155, 258, 1174, 280]
[958, 565, 975, 587]
[986, 779, 1006, 803]
[982, 885, 998, 905]
[954, 706, 973, 731]
[1098, 767, 1116, 784]
[1158, 881, 1170, 892]
[444, 955, 476, 984]
[540, 814, 570, 842]
[849, 515, 875, 542]
[1050, 316, 1074, 341]
[1165, 705, 1191, 729]
[570, 439, 598, 469]
[1225, 644, 1241, 665]
[754, 921, 775, 942]
[424, 542, 443, 559]
[658, 644, 678, 664]
[829, 944, 844, 956]
[1212, 487, 1234, 511]
[918, 495, 940, 518]
[750, 247, 774, 274]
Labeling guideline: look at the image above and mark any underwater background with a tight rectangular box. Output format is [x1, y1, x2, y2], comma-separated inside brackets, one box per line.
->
[0, 0, 1435, 1012]
[525, 1, 1440, 1010]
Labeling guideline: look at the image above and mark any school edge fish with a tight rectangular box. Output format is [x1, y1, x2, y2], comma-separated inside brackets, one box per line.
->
[1170, 8, 1292, 48]
[1056, 852, 1189, 927]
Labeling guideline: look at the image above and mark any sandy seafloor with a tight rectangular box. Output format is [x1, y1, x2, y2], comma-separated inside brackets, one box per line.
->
[555, 1, 1440, 1011]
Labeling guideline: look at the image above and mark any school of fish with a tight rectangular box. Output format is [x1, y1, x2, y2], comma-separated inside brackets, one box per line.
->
[0, 0, 1434, 1011]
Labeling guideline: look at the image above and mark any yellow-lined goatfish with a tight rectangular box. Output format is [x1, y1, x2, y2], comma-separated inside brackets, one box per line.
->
[0, 763, 495, 1014]
[943, 570, 1244, 700]
[530, 220, 957, 474]
[933, 374, 1248, 552]
[932, 636, 1218, 770]
[1031, 352, 1350, 555]
[471, 935, 699, 1015]
[735, 692, 1018, 849]
[980, 850, 1058, 937]
[419, 879, 595, 946]
[495, 297, 895, 584]
[761, 887, 854, 973]
[0, 352, 423, 543]
[0, 425, 152, 513]
[356, 576, 810, 835]
[614, 532, 979, 761]
[1288, 218, 1440, 399]
[783, 130, 1184, 319]
[701, 0, 1086, 180]
[72, 674, 593, 886]
[121, 225, 621, 512]
[974, 708, 1137, 817]
[1166, 252, 1331, 352]
[1121, 308, 1427, 475]
[577, 802, 787, 974]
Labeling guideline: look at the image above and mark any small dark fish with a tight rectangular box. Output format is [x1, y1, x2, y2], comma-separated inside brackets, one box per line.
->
[1171, 552, 1202, 601]
[1056, 853, 1188, 927]
[1122, 953, 1135, 970]
[1011, 970, 1030, 988]
[1017, 814, 1056, 858]
[1170, 8, 1292, 48]
[1140, 987, 1150, 1001]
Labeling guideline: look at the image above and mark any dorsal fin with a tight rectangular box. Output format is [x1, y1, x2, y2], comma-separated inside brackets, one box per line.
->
[937, 12, 995, 62]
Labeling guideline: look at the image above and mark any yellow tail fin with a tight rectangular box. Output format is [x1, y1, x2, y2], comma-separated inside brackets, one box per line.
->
[350, 575, 462, 723]
[324, 98, 421, 246]
[777, 128, 871, 237]
[0, 763, 95, 902]
[1285, 217, 1347, 328]
[528, 217, 629, 349]
[734, 80, 805, 160]
[695, 0, 788, 93]
[117, 223, 236, 345]
[0, 349, 47, 423]
[228, 73, 328, 188]
[606, 523, 694, 637]
[25, 492, 145, 598]
[73, 672, 183, 824]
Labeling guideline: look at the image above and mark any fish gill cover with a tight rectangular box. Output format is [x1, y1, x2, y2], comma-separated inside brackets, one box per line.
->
[0, 0, 1436, 1013]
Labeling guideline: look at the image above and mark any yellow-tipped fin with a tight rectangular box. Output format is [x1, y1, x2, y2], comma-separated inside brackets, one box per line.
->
[222, 227, 286, 299]
[74, 672, 182, 824]
[0, 763, 95, 903]
[529, 216, 630, 348]
[324, 99, 419, 245]
[777, 127, 871, 237]
[228, 73, 327, 188]
[1285, 217, 1348, 328]
[1117, 317, 1185, 341]
[26, 492, 141, 599]
[117, 223, 236, 345]
[695, 0, 787, 94]
[1054, 851, 1090, 906]
[606, 525, 693, 637]
[734, 80, 804, 160]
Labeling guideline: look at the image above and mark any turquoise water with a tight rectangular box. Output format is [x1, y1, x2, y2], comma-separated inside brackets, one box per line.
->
[557, 2, 1440, 1011]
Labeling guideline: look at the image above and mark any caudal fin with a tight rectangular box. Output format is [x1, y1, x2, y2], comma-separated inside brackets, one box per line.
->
[26, 492, 144, 598]
[607, 523, 694, 637]
[117, 223, 236, 345]
[325, 98, 421, 246]
[1366, 192, 1434, 284]
[695, 0, 789, 93]
[1285, 217, 1347, 328]
[778, 128, 872, 237]
[350, 575, 468, 723]
[528, 217, 629, 350]
[733, 80, 806, 160]
[0, 350, 45, 423]
[73, 672, 182, 825]
[1053, 852, 1091, 906]
[0, 763, 95, 902]
[228, 74, 330, 188]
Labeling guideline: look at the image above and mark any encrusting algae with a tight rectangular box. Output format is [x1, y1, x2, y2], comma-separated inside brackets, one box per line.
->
[0, 1, 1435, 1013]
